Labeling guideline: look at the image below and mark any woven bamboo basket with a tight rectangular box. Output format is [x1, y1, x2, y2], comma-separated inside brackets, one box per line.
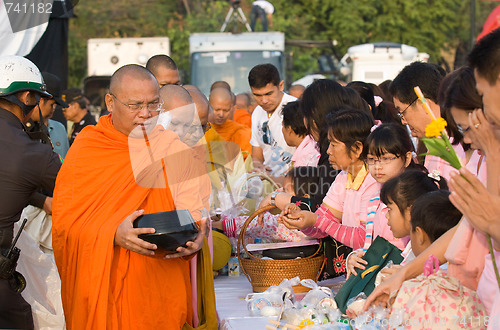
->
[237, 205, 325, 293]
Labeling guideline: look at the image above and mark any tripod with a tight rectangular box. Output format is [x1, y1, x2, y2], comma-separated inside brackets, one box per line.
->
[220, 1, 252, 33]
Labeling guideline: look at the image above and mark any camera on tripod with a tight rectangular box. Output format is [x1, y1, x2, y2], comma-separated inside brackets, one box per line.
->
[221, 0, 252, 32]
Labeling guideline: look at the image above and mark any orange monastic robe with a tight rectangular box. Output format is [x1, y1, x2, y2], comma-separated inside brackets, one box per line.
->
[53, 115, 206, 330]
[233, 108, 252, 129]
[210, 119, 252, 158]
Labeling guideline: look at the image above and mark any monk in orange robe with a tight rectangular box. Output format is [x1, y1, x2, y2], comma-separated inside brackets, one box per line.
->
[234, 93, 252, 129]
[52, 65, 216, 330]
[208, 88, 252, 158]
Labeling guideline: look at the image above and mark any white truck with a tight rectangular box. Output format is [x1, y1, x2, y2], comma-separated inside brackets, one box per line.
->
[189, 32, 285, 96]
[339, 42, 429, 84]
[84, 37, 170, 114]
[87, 37, 171, 76]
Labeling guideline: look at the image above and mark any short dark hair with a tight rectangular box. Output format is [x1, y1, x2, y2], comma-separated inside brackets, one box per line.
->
[366, 123, 414, 159]
[468, 27, 500, 85]
[326, 108, 374, 160]
[410, 190, 461, 242]
[381, 170, 447, 215]
[300, 79, 371, 159]
[146, 54, 178, 75]
[281, 101, 307, 136]
[248, 63, 280, 88]
[390, 62, 445, 104]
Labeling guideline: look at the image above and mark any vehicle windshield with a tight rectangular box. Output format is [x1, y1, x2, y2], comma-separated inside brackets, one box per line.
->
[190, 50, 284, 96]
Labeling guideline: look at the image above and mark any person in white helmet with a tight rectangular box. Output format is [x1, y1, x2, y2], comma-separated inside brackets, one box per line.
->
[0, 55, 61, 329]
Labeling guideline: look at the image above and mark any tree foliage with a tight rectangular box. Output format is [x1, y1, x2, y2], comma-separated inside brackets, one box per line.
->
[68, 0, 499, 87]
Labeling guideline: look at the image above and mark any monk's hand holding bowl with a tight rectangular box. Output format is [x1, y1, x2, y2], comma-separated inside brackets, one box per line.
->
[164, 218, 208, 259]
[114, 209, 158, 256]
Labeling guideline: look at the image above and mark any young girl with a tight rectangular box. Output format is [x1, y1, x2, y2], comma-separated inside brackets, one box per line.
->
[349, 170, 446, 276]
[346, 123, 415, 275]
[213, 166, 321, 241]
[279, 108, 378, 250]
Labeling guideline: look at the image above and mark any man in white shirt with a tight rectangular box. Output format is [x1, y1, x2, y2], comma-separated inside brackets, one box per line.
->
[248, 63, 296, 179]
[250, 0, 274, 32]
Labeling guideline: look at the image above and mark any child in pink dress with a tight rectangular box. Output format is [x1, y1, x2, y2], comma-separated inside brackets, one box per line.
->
[214, 166, 321, 241]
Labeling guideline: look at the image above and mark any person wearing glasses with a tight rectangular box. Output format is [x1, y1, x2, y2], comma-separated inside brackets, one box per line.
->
[61, 88, 97, 145]
[390, 61, 465, 181]
[52, 65, 216, 329]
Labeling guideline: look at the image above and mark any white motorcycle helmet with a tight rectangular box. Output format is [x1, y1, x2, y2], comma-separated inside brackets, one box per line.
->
[0, 56, 51, 116]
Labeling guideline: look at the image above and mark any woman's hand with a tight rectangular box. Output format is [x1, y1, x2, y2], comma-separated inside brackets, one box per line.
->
[469, 109, 500, 158]
[347, 251, 367, 277]
[362, 266, 406, 312]
[279, 209, 317, 230]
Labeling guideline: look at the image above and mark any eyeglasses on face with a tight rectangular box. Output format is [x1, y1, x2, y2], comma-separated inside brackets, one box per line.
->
[397, 98, 418, 121]
[456, 124, 471, 135]
[366, 156, 399, 165]
[110, 93, 164, 112]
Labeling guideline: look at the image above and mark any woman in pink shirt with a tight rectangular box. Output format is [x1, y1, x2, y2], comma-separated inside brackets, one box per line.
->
[279, 108, 378, 250]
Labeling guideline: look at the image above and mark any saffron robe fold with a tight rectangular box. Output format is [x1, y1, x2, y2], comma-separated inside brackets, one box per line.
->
[233, 108, 252, 129]
[53, 115, 206, 330]
[210, 119, 252, 158]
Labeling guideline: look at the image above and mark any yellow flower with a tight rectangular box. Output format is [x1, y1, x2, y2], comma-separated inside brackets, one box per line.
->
[425, 118, 447, 138]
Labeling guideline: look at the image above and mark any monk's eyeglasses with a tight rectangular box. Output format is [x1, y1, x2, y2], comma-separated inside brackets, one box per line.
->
[110, 93, 164, 112]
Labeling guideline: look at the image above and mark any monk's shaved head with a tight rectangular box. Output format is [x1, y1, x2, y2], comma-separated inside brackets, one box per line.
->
[159, 85, 193, 111]
[184, 85, 209, 126]
[209, 87, 232, 105]
[109, 64, 157, 95]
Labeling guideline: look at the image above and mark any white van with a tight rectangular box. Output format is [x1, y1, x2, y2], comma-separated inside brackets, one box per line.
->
[339, 42, 429, 84]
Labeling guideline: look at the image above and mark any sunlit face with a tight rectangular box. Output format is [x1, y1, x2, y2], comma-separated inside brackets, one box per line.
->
[32, 98, 56, 122]
[106, 75, 160, 137]
[210, 96, 232, 126]
[394, 97, 432, 138]
[62, 102, 82, 122]
[450, 107, 478, 150]
[385, 201, 411, 239]
[367, 152, 409, 183]
[326, 133, 353, 171]
[155, 66, 180, 87]
[251, 81, 284, 113]
[474, 70, 500, 129]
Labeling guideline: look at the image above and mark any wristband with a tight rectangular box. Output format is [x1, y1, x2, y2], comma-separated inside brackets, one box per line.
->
[270, 191, 279, 206]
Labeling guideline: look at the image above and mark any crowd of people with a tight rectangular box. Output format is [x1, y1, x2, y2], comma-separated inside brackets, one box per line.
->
[1, 25, 500, 330]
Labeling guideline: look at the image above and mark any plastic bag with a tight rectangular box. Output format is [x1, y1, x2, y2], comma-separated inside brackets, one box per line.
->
[374, 260, 393, 287]
[245, 277, 299, 316]
[298, 279, 336, 310]
[14, 221, 66, 329]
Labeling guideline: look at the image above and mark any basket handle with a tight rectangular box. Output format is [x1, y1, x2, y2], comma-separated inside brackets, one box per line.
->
[236, 172, 281, 198]
[237, 205, 324, 279]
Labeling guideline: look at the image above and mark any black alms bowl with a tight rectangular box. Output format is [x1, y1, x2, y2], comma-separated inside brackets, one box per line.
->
[133, 210, 199, 252]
